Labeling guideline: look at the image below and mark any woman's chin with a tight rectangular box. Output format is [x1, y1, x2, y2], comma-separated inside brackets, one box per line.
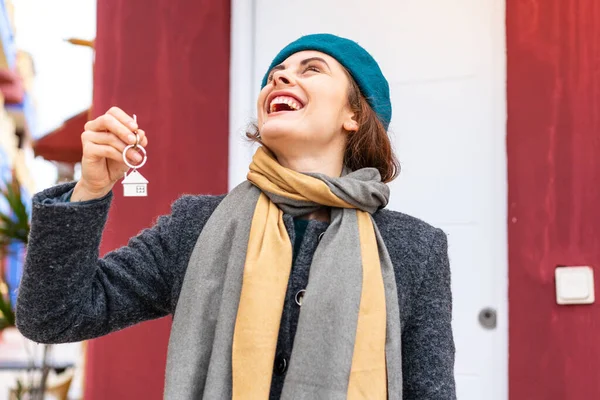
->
[259, 121, 303, 140]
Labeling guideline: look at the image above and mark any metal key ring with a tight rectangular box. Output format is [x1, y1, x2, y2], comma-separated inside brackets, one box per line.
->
[122, 144, 147, 169]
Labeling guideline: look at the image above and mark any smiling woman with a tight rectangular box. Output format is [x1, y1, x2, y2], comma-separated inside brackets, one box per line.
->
[16, 33, 456, 400]
[247, 51, 399, 184]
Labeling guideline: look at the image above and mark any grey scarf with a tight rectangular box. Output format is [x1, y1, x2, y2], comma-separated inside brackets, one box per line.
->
[164, 167, 402, 399]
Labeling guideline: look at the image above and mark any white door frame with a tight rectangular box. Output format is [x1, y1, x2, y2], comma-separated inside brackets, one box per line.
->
[228, 0, 259, 188]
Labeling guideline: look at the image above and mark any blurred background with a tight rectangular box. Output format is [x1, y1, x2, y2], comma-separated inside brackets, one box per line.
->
[0, 0, 599, 399]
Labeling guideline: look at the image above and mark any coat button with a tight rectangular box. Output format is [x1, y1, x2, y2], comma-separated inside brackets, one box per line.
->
[295, 289, 306, 306]
[274, 354, 288, 375]
[318, 232, 325, 241]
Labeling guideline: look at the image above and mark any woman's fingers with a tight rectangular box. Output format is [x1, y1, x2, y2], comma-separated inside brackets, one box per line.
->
[137, 129, 148, 148]
[84, 113, 136, 145]
[83, 109, 147, 146]
[81, 107, 148, 166]
[83, 142, 125, 163]
[83, 142, 142, 164]
[103, 113, 138, 145]
[81, 128, 147, 163]
[82, 130, 127, 152]
[106, 106, 138, 131]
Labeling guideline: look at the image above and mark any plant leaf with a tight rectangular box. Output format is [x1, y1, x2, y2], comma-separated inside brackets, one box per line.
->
[0, 295, 15, 327]
[0, 177, 30, 247]
[0, 175, 29, 330]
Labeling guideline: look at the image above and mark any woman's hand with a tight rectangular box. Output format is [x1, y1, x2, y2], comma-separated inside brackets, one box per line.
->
[72, 107, 148, 201]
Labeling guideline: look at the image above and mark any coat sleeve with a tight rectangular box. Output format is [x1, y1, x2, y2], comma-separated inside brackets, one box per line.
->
[402, 228, 457, 399]
[15, 182, 217, 344]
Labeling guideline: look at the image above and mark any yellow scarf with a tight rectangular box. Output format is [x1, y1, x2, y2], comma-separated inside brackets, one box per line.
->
[231, 147, 387, 398]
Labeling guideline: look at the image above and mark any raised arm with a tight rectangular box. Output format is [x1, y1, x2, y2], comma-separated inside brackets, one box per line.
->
[16, 106, 225, 344]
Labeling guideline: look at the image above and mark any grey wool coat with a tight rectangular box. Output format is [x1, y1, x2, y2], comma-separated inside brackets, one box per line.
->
[15, 182, 456, 399]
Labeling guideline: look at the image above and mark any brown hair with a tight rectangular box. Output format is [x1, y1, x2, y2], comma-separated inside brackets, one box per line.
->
[246, 73, 400, 183]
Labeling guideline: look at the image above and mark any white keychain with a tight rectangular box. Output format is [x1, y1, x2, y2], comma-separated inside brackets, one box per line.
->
[122, 114, 149, 197]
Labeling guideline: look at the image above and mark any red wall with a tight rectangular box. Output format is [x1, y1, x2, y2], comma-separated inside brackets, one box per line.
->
[85, 0, 230, 398]
[507, 1, 600, 399]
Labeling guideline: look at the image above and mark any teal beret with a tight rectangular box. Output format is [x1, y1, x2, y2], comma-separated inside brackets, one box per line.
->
[261, 33, 392, 130]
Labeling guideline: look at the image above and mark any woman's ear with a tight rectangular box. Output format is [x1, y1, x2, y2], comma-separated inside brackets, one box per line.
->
[343, 116, 359, 132]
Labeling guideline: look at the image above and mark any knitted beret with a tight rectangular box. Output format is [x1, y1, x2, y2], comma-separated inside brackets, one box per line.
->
[261, 33, 392, 130]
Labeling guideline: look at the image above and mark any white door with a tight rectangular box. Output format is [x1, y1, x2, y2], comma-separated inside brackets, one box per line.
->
[229, 1, 508, 399]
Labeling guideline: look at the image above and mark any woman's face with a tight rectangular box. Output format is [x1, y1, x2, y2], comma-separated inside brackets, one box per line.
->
[256, 50, 358, 156]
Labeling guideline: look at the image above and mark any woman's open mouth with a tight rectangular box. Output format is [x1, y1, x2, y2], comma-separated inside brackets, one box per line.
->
[267, 94, 305, 114]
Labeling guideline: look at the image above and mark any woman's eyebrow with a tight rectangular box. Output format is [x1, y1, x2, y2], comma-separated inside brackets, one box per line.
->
[268, 57, 331, 77]
[300, 57, 330, 70]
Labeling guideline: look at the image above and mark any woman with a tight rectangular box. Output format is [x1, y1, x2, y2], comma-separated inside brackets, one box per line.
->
[16, 34, 456, 399]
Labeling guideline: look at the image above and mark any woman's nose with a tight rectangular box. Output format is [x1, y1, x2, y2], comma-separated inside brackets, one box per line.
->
[272, 69, 293, 86]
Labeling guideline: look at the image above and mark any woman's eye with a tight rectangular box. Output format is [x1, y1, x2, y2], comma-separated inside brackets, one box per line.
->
[304, 65, 320, 73]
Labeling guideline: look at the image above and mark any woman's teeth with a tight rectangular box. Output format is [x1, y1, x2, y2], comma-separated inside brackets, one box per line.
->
[269, 96, 303, 113]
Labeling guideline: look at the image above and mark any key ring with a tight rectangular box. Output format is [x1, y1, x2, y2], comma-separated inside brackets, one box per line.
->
[122, 114, 147, 169]
[123, 144, 147, 169]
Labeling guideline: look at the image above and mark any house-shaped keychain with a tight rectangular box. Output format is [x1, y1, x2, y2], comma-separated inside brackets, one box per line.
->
[122, 170, 148, 197]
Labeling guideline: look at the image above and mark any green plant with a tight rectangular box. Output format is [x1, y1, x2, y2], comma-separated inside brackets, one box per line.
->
[0, 177, 29, 331]
[0, 177, 30, 247]
[0, 281, 15, 330]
